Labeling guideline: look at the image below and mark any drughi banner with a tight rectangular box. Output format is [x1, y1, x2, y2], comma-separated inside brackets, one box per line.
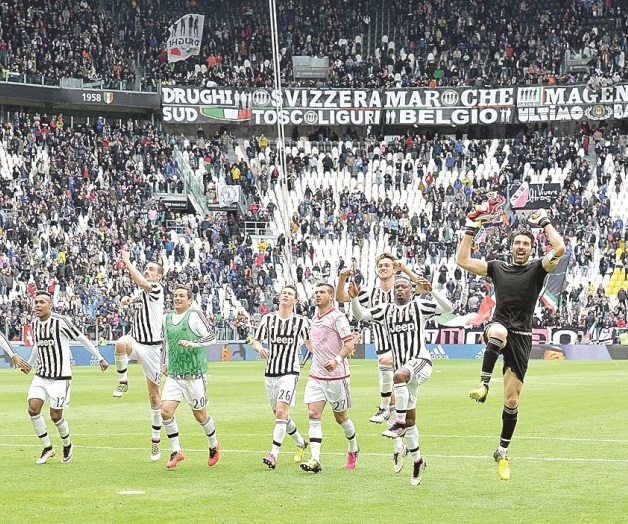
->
[161, 83, 628, 125]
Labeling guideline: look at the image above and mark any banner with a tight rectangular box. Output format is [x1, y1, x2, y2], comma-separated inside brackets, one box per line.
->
[516, 83, 628, 122]
[167, 14, 205, 63]
[540, 254, 571, 313]
[162, 86, 253, 123]
[383, 87, 516, 126]
[509, 182, 561, 210]
[161, 84, 628, 126]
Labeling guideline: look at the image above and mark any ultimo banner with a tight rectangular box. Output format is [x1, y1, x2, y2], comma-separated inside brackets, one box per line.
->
[161, 83, 628, 126]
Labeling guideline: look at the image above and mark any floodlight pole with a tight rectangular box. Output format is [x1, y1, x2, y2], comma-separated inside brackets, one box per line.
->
[269, 0, 294, 285]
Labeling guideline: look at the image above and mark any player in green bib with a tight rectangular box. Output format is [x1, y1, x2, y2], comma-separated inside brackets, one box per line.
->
[161, 285, 219, 469]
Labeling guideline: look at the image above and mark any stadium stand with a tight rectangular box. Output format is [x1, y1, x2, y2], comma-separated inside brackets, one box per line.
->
[0, 1, 625, 89]
[0, 0, 627, 341]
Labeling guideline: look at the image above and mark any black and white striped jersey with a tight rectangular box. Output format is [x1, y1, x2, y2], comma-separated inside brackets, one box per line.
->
[255, 313, 310, 377]
[357, 286, 394, 351]
[32, 313, 83, 379]
[369, 299, 441, 368]
[130, 282, 164, 345]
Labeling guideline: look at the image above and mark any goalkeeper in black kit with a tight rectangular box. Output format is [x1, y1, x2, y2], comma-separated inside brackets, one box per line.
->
[456, 200, 565, 481]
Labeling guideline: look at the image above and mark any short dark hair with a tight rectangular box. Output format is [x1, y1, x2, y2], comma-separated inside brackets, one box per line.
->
[316, 283, 335, 295]
[282, 285, 298, 297]
[512, 229, 535, 245]
[173, 284, 192, 300]
[147, 262, 164, 276]
[34, 290, 52, 299]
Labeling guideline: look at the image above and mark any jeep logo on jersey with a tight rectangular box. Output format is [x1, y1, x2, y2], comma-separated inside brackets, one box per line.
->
[103, 92, 114, 104]
[274, 336, 294, 344]
[389, 322, 416, 334]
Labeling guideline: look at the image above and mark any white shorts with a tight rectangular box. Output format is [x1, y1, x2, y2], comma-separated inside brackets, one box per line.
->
[128, 337, 162, 386]
[402, 358, 433, 411]
[161, 375, 208, 411]
[265, 375, 299, 409]
[28, 376, 71, 410]
[303, 377, 352, 412]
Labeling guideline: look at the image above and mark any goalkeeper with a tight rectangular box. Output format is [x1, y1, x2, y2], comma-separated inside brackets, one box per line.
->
[456, 202, 566, 481]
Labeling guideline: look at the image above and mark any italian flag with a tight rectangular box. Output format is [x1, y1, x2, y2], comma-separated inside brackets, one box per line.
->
[200, 107, 252, 121]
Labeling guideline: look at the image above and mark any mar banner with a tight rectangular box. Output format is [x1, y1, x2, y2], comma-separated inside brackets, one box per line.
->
[383, 87, 516, 126]
[167, 14, 205, 63]
[516, 83, 628, 123]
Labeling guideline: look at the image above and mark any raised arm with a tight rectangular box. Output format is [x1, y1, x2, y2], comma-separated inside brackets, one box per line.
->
[335, 268, 354, 303]
[529, 210, 566, 271]
[348, 281, 374, 321]
[121, 249, 153, 293]
[456, 230, 488, 276]
[393, 260, 430, 295]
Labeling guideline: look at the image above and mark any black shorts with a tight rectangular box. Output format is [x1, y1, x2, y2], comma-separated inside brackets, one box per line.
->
[485, 325, 532, 382]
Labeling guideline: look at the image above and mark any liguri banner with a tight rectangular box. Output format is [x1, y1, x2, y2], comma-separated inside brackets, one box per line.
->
[161, 83, 628, 126]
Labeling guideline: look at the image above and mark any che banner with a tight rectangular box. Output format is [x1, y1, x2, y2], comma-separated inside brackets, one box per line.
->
[161, 83, 628, 126]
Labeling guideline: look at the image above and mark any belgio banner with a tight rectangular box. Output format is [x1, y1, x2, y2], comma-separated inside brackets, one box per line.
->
[383, 87, 516, 126]
[161, 86, 517, 126]
[162, 83, 628, 126]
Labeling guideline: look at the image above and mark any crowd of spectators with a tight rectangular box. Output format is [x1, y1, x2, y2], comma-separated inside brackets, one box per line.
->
[0, 0, 626, 91]
[0, 112, 288, 342]
[0, 105, 626, 341]
[227, 122, 628, 333]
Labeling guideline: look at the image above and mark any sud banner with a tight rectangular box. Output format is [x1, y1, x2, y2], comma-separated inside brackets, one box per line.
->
[160, 83, 628, 125]
[167, 14, 205, 63]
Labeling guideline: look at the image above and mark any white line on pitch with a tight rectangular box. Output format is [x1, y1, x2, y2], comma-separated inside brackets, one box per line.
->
[0, 443, 626, 463]
[2, 433, 627, 443]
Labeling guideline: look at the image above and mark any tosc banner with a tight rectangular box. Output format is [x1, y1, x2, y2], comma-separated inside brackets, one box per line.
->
[161, 83, 628, 126]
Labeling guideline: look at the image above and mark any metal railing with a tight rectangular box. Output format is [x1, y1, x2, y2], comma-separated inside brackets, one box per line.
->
[0, 72, 158, 93]
[174, 150, 209, 216]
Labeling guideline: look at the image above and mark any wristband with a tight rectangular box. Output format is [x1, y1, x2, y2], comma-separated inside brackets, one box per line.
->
[539, 217, 550, 228]
[464, 226, 478, 236]
[334, 354, 343, 364]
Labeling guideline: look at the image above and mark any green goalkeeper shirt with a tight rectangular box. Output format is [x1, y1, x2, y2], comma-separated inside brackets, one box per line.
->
[166, 310, 208, 378]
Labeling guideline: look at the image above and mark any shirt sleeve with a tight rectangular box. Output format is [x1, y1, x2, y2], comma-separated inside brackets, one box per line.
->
[0, 332, 15, 358]
[300, 317, 311, 342]
[357, 288, 371, 307]
[334, 314, 354, 341]
[147, 282, 163, 302]
[59, 315, 83, 340]
[189, 310, 216, 346]
[416, 298, 439, 319]
[371, 303, 390, 324]
[254, 315, 268, 342]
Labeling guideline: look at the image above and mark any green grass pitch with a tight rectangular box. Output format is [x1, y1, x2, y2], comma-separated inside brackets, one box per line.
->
[1, 360, 627, 524]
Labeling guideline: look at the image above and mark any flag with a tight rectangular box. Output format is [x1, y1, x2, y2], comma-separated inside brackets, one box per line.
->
[470, 289, 496, 325]
[540, 254, 571, 313]
[435, 282, 495, 328]
[167, 14, 205, 63]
